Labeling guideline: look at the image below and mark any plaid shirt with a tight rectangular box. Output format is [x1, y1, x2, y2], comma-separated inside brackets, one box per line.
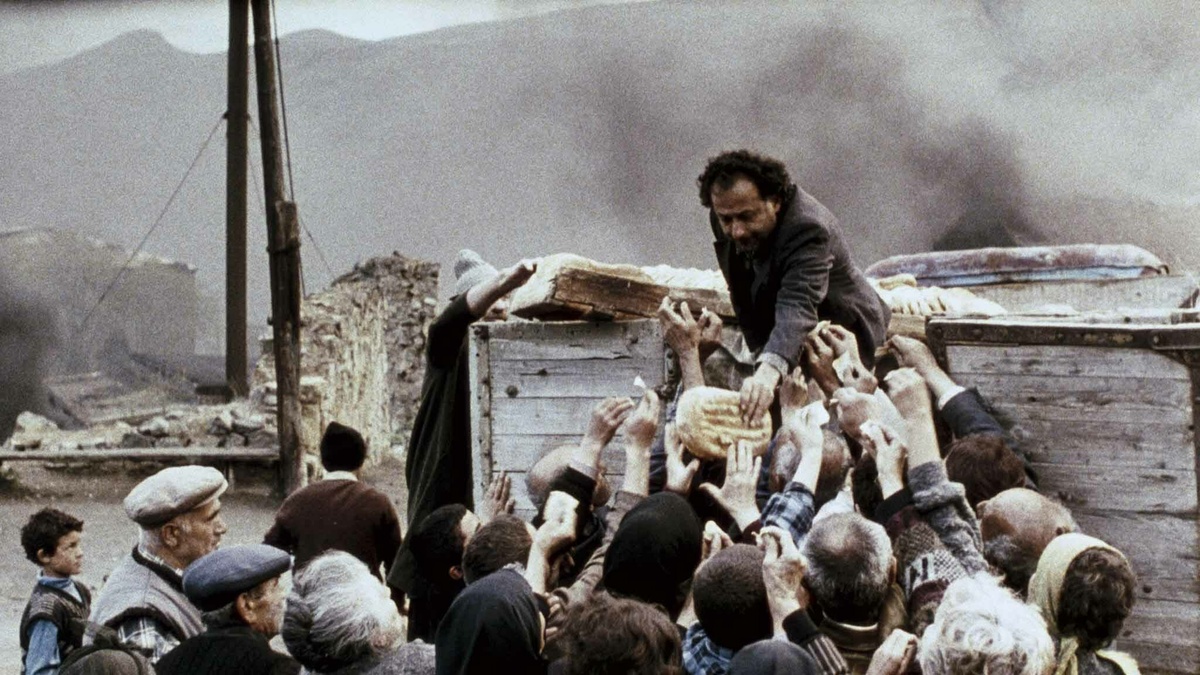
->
[761, 481, 816, 546]
[115, 616, 180, 663]
[683, 623, 735, 675]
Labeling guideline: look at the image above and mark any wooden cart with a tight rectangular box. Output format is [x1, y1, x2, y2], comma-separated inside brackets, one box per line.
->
[469, 319, 667, 519]
[926, 314, 1200, 675]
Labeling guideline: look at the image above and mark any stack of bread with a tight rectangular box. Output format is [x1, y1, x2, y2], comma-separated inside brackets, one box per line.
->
[871, 274, 1007, 317]
[674, 386, 772, 460]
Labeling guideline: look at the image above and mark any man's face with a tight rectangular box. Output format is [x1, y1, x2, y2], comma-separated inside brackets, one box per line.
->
[244, 576, 287, 637]
[173, 499, 228, 566]
[41, 530, 84, 578]
[711, 177, 782, 255]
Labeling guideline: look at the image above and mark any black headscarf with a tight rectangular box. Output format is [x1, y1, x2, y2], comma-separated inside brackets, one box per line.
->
[601, 492, 703, 620]
[435, 568, 546, 675]
[728, 640, 819, 675]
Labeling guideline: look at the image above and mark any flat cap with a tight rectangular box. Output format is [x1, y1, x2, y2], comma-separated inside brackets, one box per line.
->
[183, 544, 291, 612]
[123, 466, 228, 527]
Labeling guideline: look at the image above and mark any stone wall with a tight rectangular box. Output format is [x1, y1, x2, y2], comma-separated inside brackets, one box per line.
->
[254, 254, 438, 471]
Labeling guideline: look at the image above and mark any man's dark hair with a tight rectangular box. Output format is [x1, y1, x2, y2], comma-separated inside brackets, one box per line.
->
[697, 150, 792, 208]
[559, 592, 683, 675]
[461, 514, 532, 584]
[693, 544, 772, 650]
[411, 504, 470, 583]
[944, 434, 1025, 508]
[1057, 548, 1137, 651]
[21, 508, 83, 564]
[801, 514, 892, 624]
[320, 421, 367, 472]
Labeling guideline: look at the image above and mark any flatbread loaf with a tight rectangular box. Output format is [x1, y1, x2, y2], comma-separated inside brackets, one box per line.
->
[675, 386, 772, 461]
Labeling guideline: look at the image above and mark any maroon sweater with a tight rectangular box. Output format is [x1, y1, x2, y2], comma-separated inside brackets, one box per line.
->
[264, 478, 403, 580]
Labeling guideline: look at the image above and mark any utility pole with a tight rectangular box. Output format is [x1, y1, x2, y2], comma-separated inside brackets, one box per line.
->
[225, 0, 249, 397]
[251, 0, 304, 494]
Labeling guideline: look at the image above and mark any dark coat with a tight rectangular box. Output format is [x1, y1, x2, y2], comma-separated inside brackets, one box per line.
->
[154, 621, 299, 675]
[711, 185, 889, 368]
[402, 294, 478, 530]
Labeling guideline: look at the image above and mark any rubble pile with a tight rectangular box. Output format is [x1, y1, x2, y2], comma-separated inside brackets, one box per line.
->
[6, 404, 275, 452]
[254, 253, 438, 463]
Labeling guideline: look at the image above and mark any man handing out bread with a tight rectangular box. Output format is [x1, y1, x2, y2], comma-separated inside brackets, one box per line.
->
[700, 150, 890, 424]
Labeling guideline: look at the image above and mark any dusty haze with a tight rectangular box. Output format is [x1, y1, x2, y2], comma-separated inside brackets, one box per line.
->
[0, 0, 1197, 357]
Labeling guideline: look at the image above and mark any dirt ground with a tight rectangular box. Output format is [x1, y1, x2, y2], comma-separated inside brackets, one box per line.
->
[0, 455, 408, 667]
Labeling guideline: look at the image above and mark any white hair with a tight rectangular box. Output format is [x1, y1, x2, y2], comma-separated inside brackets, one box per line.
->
[919, 574, 1055, 675]
[281, 551, 404, 672]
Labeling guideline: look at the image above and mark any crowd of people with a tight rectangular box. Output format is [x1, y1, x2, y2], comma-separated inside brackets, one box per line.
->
[16, 150, 1141, 674]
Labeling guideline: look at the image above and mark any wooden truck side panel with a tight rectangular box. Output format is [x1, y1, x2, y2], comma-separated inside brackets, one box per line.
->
[927, 319, 1200, 675]
[470, 320, 665, 519]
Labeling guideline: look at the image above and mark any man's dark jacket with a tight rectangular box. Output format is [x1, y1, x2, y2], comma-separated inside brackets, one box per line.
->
[154, 619, 299, 675]
[712, 184, 889, 367]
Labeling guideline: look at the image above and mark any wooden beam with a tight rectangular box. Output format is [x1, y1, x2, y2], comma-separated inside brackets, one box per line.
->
[251, 0, 303, 495]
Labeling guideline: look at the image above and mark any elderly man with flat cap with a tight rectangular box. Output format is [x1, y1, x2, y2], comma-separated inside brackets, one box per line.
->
[89, 466, 229, 663]
[155, 544, 298, 674]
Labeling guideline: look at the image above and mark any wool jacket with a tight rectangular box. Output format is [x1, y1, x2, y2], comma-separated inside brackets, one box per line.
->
[264, 475, 404, 581]
[306, 641, 436, 675]
[711, 184, 889, 369]
[90, 547, 203, 647]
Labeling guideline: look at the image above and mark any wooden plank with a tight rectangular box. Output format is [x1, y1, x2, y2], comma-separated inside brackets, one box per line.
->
[1121, 637, 1199, 675]
[487, 320, 663, 362]
[1033, 463, 1197, 514]
[1014, 419, 1194, 471]
[0, 447, 278, 461]
[958, 372, 1192, 407]
[492, 397, 617, 436]
[491, 358, 663, 398]
[982, 399, 1189, 427]
[1073, 512, 1198, 602]
[469, 326, 493, 511]
[490, 434, 630, 474]
[945, 344, 1190, 380]
[967, 274, 1199, 314]
[1119, 598, 1200, 658]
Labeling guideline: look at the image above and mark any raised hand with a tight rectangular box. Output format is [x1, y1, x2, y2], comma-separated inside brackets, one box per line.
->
[657, 296, 700, 356]
[804, 329, 840, 396]
[739, 364, 780, 427]
[497, 258, 539, 293]
[698, 440, 762, 531]
[860, 421, 906, 498]
[623, 390, 661, 451]
[663, 422, 700, 496]
[479, 470, 515, 523]
[888, 335, 939, 375]
[759, 526, 809, 635]
[697, 307, 724, 360]
[865, 629, 918, 675]
[534, 490, 579, 557]
[698, 520, 733, 570]
[882, 367, 932, 420]
[582, 397, 635, 459]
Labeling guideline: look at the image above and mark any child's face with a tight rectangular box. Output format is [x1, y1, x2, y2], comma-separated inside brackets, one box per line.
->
[40, 530, 84, 578]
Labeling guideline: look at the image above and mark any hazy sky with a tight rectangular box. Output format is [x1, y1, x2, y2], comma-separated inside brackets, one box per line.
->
[0, 0, 648, 73]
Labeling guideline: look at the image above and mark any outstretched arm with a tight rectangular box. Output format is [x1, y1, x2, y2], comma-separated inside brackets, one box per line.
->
[465, 258, 538, 317]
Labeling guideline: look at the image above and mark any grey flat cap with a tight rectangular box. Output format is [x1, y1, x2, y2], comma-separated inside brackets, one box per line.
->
[123, 466, 228, 527]
[183, 544, 291, 612]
